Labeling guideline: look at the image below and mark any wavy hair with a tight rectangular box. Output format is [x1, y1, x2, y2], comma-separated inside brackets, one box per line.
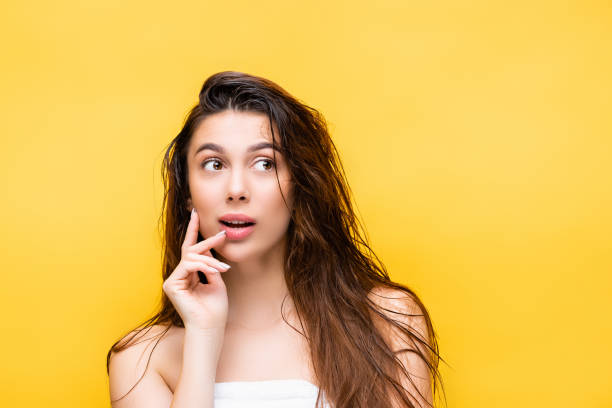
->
[106, 71, 447, 407]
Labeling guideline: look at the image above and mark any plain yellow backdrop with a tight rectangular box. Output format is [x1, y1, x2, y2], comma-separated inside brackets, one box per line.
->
[1, 1, 610, 406]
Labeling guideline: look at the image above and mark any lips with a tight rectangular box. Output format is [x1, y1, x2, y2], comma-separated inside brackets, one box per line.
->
[219, 213, 256, 224]
[218, 213, 256, 240]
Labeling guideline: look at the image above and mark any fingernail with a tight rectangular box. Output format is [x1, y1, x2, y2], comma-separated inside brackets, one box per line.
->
[191, 208, 196, 216]
[215, 230, 226, 236]
[207, 266, 219, 273]
[219, 262, 231, 269]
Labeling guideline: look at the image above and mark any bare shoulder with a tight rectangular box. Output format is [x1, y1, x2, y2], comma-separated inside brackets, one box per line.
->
[110, 324, 182, 359]
[108, 324, 183, 405]
[368, 285, 435, 407]
[367, 285, 429, 344]
[367, 285, 424, 316]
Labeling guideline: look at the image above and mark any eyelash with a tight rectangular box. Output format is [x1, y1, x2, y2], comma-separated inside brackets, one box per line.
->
[200, 158, 276, 172]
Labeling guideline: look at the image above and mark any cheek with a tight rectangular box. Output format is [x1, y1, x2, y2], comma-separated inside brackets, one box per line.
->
[190, 182, 223, 232]
[194, 187, 218, 210]
[266, 179, 292, 211]
[274, 187, 294, 232]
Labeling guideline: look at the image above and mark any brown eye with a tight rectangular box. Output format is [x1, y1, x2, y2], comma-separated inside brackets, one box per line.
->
[202, 159, 223, 171]
[255, 159, 275, 171]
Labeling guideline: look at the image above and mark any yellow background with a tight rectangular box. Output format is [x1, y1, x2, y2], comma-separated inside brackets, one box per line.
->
[1, 1, 610, 406]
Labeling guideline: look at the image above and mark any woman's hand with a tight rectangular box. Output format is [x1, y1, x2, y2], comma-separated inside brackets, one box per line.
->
[162, 209, 230, 332]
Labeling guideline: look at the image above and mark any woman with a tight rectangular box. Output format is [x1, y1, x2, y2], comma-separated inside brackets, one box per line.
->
[107, 71, 446, 408]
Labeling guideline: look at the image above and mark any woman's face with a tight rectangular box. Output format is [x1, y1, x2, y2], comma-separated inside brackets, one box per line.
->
[186, 110, 293, 262]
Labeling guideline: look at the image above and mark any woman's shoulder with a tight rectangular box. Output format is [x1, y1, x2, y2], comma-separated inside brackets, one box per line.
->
[108, 324, 184, 402]
[112, 324, 183, 352]
[367, 284, 421, 312]
[111, 324, 185, 365]
[367, 284, 429, 340]
[109, 324, 184, 375]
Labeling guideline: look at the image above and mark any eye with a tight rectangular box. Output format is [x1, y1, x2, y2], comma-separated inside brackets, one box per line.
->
[254, 159, 275, 171]
[201, 159, 223, 171]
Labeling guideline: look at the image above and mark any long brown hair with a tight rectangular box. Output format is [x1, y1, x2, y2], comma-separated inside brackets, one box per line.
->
[107, 71, 447, 407]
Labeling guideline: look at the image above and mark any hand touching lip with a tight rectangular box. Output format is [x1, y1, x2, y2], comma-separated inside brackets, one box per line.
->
[161, 208, 230, 332]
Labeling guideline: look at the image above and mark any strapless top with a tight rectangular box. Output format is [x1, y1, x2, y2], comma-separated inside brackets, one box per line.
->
[213, 379, 330, 407]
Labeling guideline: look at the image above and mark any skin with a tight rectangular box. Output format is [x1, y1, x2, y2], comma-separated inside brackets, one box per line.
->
[185, 109, 296, 331]
[108, 110, 431, 406]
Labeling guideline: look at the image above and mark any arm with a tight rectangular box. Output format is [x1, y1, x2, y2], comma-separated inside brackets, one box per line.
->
[170, 327, 224, 408]
[108, 325, 224, 408]
[369, 288, 434, 408]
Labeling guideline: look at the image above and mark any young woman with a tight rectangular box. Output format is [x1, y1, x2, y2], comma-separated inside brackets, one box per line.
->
[106, 71, 446, 408]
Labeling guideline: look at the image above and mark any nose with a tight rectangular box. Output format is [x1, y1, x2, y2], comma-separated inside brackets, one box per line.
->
[226, 169, 249, 202]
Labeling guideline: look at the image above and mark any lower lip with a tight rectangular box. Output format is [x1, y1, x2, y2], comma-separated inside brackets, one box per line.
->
[219, 222, 255, 240]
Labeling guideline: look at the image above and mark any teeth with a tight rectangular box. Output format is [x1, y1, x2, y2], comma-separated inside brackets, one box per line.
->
[224, 220, 250, 225]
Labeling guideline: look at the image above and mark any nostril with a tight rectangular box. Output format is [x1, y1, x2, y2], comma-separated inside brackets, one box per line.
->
[227, 195, 247, 201]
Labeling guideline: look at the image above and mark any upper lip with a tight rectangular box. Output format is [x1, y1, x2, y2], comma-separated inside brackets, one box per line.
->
[219, 213, 256, 223]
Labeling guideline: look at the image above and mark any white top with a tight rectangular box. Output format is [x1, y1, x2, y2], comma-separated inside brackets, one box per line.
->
[213, 379, 330, 408]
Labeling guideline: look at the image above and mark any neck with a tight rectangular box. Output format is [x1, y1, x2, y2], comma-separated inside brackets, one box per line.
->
[219, 241, 293, 330]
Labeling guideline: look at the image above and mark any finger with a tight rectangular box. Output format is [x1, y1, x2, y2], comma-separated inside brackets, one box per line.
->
[167, 261, 220, 284]
[202, 267, 225, 287]
[188, 262, 225, 287]
[181, 209, 200, 251]
[185, 253, 231, 271]
[190, 230, 227, 254]
[184, 260, 221, 275]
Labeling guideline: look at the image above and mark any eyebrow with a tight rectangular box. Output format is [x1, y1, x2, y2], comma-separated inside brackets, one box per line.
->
[193, 142, 279, 157]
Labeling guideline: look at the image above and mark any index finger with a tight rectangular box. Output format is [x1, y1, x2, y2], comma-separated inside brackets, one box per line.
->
[191, 229, 227, 254]
[182, 208, 200, 250]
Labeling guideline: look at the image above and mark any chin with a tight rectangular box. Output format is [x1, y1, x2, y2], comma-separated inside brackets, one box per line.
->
[214, 238, 285, 264]
[213, 245, 256, 263]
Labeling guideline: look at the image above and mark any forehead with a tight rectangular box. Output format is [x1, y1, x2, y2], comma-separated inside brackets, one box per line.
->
[191, 110, 279, 146]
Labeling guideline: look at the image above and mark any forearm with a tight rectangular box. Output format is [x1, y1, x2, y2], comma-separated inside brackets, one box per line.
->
[170, 327, 224, 408]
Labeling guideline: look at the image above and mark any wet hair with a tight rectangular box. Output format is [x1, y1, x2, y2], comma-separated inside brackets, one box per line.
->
[107, 71, 447, 407]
